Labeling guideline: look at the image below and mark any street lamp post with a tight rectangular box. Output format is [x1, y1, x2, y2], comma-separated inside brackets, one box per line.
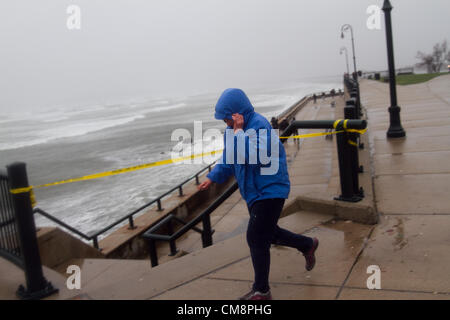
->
[341, 24, 361, 117]
[341, 24, 357, 79]
[340, 47, 350, 76]
[383, 0, 406, 138]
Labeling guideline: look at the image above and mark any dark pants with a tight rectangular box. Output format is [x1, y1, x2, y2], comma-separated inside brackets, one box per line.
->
[247, 198, 313, 292]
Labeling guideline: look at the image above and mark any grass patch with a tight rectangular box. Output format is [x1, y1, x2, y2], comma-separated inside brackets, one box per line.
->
[380, 72, 448, 85]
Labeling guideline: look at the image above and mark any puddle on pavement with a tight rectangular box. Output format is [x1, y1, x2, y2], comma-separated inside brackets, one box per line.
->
[271, 220, 373, 256]
[320, 220, 372, 250]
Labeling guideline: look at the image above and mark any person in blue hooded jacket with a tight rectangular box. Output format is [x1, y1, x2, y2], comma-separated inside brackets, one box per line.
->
[198, 88, 319, 300]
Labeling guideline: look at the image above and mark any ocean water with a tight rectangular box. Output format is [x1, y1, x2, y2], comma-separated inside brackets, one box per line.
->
[0, 80, 341, 239]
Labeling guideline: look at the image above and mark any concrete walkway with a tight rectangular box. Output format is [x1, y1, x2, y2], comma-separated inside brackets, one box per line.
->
[2, 75, 450, 300]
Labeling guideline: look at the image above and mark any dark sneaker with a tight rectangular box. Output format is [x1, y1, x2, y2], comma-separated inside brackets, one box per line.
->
[239, 290, 272, 300]
[303, 238, 319, 271]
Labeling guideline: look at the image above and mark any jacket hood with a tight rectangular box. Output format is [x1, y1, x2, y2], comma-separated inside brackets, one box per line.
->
[214, 88, 255, 124]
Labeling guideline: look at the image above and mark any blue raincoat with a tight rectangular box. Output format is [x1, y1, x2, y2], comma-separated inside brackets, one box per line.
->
[207, 88, 290, 207]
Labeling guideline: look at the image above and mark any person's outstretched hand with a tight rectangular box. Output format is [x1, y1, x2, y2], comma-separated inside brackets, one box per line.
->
[198, 178, 213, 191]
[232, 113, 244, 133]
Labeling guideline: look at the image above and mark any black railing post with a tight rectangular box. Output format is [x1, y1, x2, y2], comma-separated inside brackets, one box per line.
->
[346, 98, 365, 150]
[157, 199, 163, 211]
[350, 90, 361, 119]
[356, 83, 363, 118]
[334, 124, 361, 202]
[128, 216, 136, 230]
[7, 162, 58, 300]
[344, 105, 364, 199]
[166, 220, 178, 256]
[201, 214, 213, 248]
[93, 236, 99, 250]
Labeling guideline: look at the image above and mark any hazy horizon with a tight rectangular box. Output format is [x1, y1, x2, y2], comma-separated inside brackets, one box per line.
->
[1, 0, 449, 113]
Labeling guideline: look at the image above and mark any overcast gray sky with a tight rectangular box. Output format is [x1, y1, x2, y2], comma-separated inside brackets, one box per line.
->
[1, 0, 449, 113]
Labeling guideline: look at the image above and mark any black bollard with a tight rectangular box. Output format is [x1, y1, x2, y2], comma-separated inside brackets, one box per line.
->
[346, 99, 364, 149]
[350, 90, 361, 119]
[334, 122, 361, 202]
[344, 105, 364, 199]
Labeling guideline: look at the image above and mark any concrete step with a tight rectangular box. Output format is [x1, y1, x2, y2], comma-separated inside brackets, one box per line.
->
[153, 219, 374, 300]
[61, 210, 334, 299]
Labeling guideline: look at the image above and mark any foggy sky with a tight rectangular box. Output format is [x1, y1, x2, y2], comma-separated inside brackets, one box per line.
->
[1, 0, 449, 113]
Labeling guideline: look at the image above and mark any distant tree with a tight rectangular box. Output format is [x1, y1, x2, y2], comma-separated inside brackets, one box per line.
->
[416, 52, 433, 73]
[416, 40, 448, 73]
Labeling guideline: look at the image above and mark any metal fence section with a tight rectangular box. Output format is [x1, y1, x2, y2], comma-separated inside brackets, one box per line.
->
[283, 118, 367, 202]
[142, 182, 239, 267]
[33, 161, 216, 249]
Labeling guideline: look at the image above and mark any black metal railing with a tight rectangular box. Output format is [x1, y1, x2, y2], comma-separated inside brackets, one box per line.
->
[29, 89, 343, 250]
[0, 170, 23, 268]
[1, 163, 58, 299]
[344, 75, 364, 151]
[283, 117, 367, 202]
[344, 74, 362, 118]
[142, 182, 238, 267]
[33, 162, 216, 249]
[277, 90, 344, 122]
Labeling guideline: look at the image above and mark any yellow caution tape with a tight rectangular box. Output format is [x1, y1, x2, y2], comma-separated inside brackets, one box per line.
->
[10, 149, 223, 195]
[10, 127, 366, 196]
[279, 131, 344, 139]
[30, 189, 36, 208]
[346, 128, 367, 134]
[279, 127, 366, 139]
[333, 119, 341, 129]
